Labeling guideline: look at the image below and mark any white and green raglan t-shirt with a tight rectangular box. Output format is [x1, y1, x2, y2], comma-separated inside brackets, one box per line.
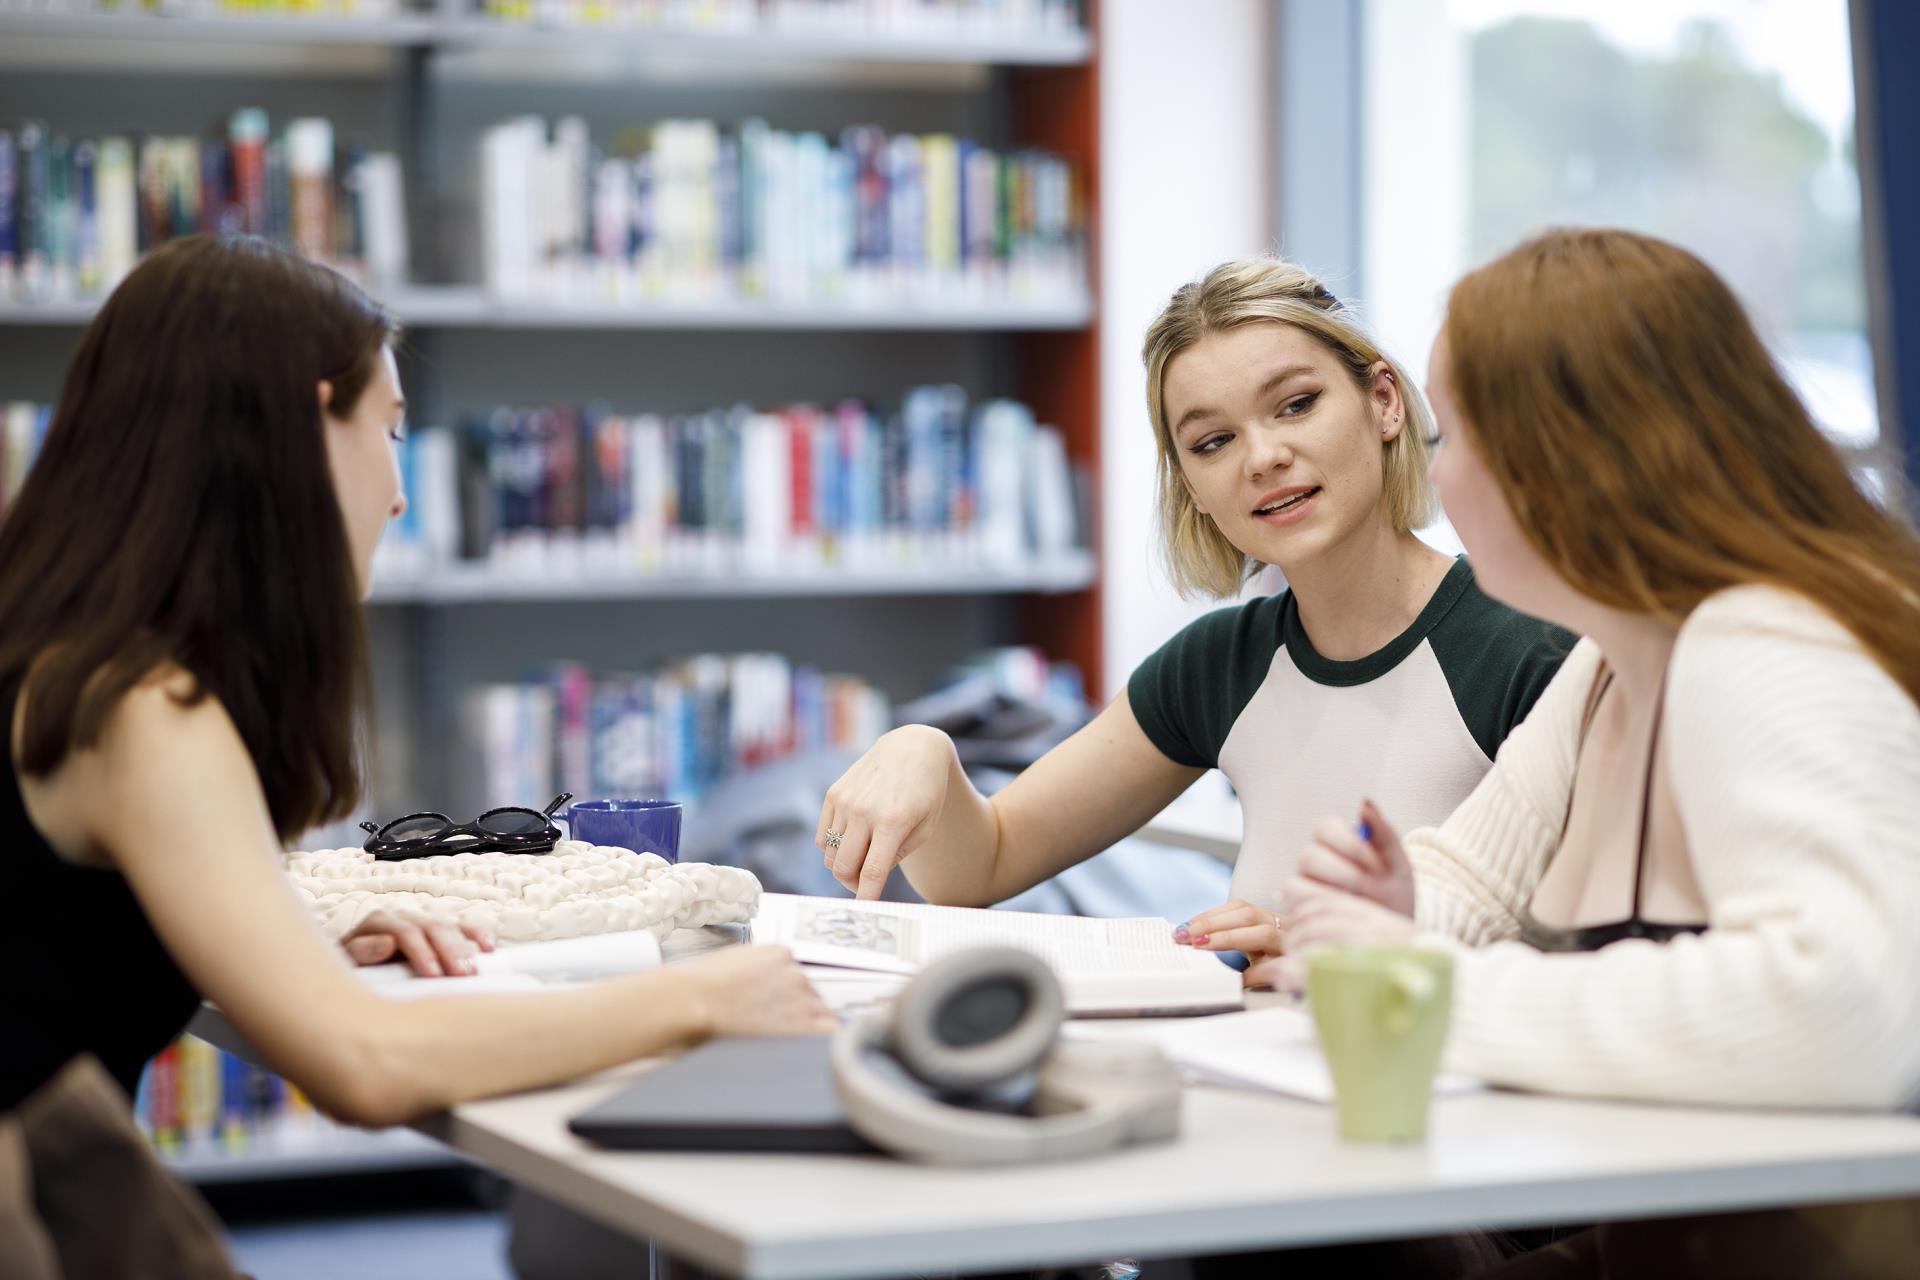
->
[1127, 557, 1573, 911]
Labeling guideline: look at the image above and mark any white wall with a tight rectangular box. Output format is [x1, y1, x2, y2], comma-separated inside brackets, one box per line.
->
[1098, 0, 1277, 699]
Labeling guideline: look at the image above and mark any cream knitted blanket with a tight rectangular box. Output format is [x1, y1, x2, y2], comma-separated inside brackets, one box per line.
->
[287, 840, 761, 943]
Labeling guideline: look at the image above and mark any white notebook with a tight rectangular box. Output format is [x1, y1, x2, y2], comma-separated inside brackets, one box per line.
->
[751, 893, 1243, 1017]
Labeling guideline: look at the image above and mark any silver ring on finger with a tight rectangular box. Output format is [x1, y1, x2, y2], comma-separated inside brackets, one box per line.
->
[824, 829, 844, 851]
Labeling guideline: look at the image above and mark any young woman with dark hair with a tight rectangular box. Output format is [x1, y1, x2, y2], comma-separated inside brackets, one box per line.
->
[1, 235, 831, 1121]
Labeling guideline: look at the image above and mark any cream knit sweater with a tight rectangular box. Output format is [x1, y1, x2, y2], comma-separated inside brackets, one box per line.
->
[1408, 585, 1920, 1110]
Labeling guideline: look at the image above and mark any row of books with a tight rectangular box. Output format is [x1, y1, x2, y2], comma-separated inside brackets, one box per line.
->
[135, 1035, 320, 1152]
[8, 385, 1083, 573]
[466, 654, 891, 807]
[375, 387, 1080, 579]
[0, 113, 408, 304]
[1, 0, 408, 15]
[479, 115, 1082, 304]
[1, 0, 1082, 35]
[474, 0, 1082, 34]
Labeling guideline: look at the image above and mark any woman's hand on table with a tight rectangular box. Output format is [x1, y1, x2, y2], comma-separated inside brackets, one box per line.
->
[817, 724, 955, 899]
[1174, 899, 1288, 976]
[341, 909, 494, 977]
[678, 944, 837, 1037]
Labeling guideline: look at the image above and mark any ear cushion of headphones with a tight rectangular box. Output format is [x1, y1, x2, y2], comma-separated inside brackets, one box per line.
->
[831, 1014, 1140, 1165]
[886, 947, 1064, 1094]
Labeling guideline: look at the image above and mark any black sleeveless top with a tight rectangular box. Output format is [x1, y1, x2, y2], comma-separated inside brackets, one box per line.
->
[2, 679, 201, 1111]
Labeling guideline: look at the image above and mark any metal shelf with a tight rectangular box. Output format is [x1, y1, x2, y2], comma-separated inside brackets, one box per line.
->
[0, 299, 96, 326]
[163, 1127, 462, 1184]
[0, 11, 1090, 65]
[0, 287, 1094, 332]
[442, 17, 1092, 65]
[388, 286, 1095, 331]
[367, 552, 1096, 604]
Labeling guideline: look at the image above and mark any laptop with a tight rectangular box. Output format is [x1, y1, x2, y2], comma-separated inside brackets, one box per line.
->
[568, 1034, 877, 1154]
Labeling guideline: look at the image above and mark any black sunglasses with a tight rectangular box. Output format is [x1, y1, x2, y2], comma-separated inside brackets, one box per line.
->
[359, 793, 573, 861]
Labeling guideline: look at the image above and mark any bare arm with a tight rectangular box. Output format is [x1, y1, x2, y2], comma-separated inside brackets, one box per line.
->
[32, 679, 830, 1129]
[820, 688, 1204, 907]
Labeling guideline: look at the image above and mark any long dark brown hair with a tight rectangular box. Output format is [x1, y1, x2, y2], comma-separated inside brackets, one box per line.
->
[1445, 227, 1920, 706]
[0, 235, 395, 837]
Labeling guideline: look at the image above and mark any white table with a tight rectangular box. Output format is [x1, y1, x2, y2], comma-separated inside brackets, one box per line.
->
[419, 1051, 1920, 1278]
[193, 931, 1920, 1279]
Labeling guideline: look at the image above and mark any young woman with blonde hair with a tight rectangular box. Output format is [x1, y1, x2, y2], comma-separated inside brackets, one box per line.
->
[815, 257, 1569, 965]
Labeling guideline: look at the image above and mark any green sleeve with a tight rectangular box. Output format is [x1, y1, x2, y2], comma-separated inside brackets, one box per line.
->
[1125, 596, 1285, 769]
[1427, 570, 1579, 759]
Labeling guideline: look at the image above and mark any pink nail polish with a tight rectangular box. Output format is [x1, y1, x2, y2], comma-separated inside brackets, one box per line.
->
[1172, 925, 1191, 942]
[1194, 934, 1211, 946]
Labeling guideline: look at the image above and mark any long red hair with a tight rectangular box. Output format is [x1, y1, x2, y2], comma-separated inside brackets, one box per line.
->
[1444, 228, 1920, 704]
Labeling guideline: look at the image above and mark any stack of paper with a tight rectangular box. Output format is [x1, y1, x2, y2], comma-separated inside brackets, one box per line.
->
[1064, 1006, 1483, 1104]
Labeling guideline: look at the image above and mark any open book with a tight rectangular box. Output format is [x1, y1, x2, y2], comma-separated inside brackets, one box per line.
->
[752, 893, 1243, 1017]
[355, 929, 663, 999]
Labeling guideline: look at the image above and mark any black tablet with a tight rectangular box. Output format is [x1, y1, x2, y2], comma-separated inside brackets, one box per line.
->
[568, 1034, 877, 1154]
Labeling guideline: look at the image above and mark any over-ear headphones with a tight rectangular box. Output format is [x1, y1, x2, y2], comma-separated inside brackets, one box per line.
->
[830, 947, 1182, 1164]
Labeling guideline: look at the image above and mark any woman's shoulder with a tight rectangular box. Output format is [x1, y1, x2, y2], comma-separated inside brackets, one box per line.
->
[1682, 582, 1860, 644]
[1673, 583, 1912, 711]
[1125, 593, 1289, 770]
[67, 662, 240, 771]
[1140, 592, 1289, 667]
[1432, 559, 1579, 657]
[1425, 560, 1584, 758]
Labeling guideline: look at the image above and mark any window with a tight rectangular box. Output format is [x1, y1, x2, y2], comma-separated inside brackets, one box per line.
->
[1359, 0, 1877, 463]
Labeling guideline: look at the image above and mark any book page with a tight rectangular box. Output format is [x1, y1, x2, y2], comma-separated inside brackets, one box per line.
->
[753, 893, 1203, 977]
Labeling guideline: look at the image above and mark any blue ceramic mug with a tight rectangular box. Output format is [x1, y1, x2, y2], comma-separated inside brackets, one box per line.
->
[566, 799, 683, 863]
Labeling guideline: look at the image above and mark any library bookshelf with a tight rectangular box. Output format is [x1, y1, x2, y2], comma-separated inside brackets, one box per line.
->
[1, 0, 1103, 1183]
[0, 289, 1093, 331]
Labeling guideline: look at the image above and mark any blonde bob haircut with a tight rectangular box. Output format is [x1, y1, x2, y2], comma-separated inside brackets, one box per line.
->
[1142, 257, 1438, 599]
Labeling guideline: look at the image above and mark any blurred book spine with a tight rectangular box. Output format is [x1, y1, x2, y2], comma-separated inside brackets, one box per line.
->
[463, 653, 891, 807]
[136, 1035, 336, 1158]
[0, 111, 408, 304]
[0, 400, 54, 522]
[370, 385, 1079, 581]
[475, 114, 1083, 306]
